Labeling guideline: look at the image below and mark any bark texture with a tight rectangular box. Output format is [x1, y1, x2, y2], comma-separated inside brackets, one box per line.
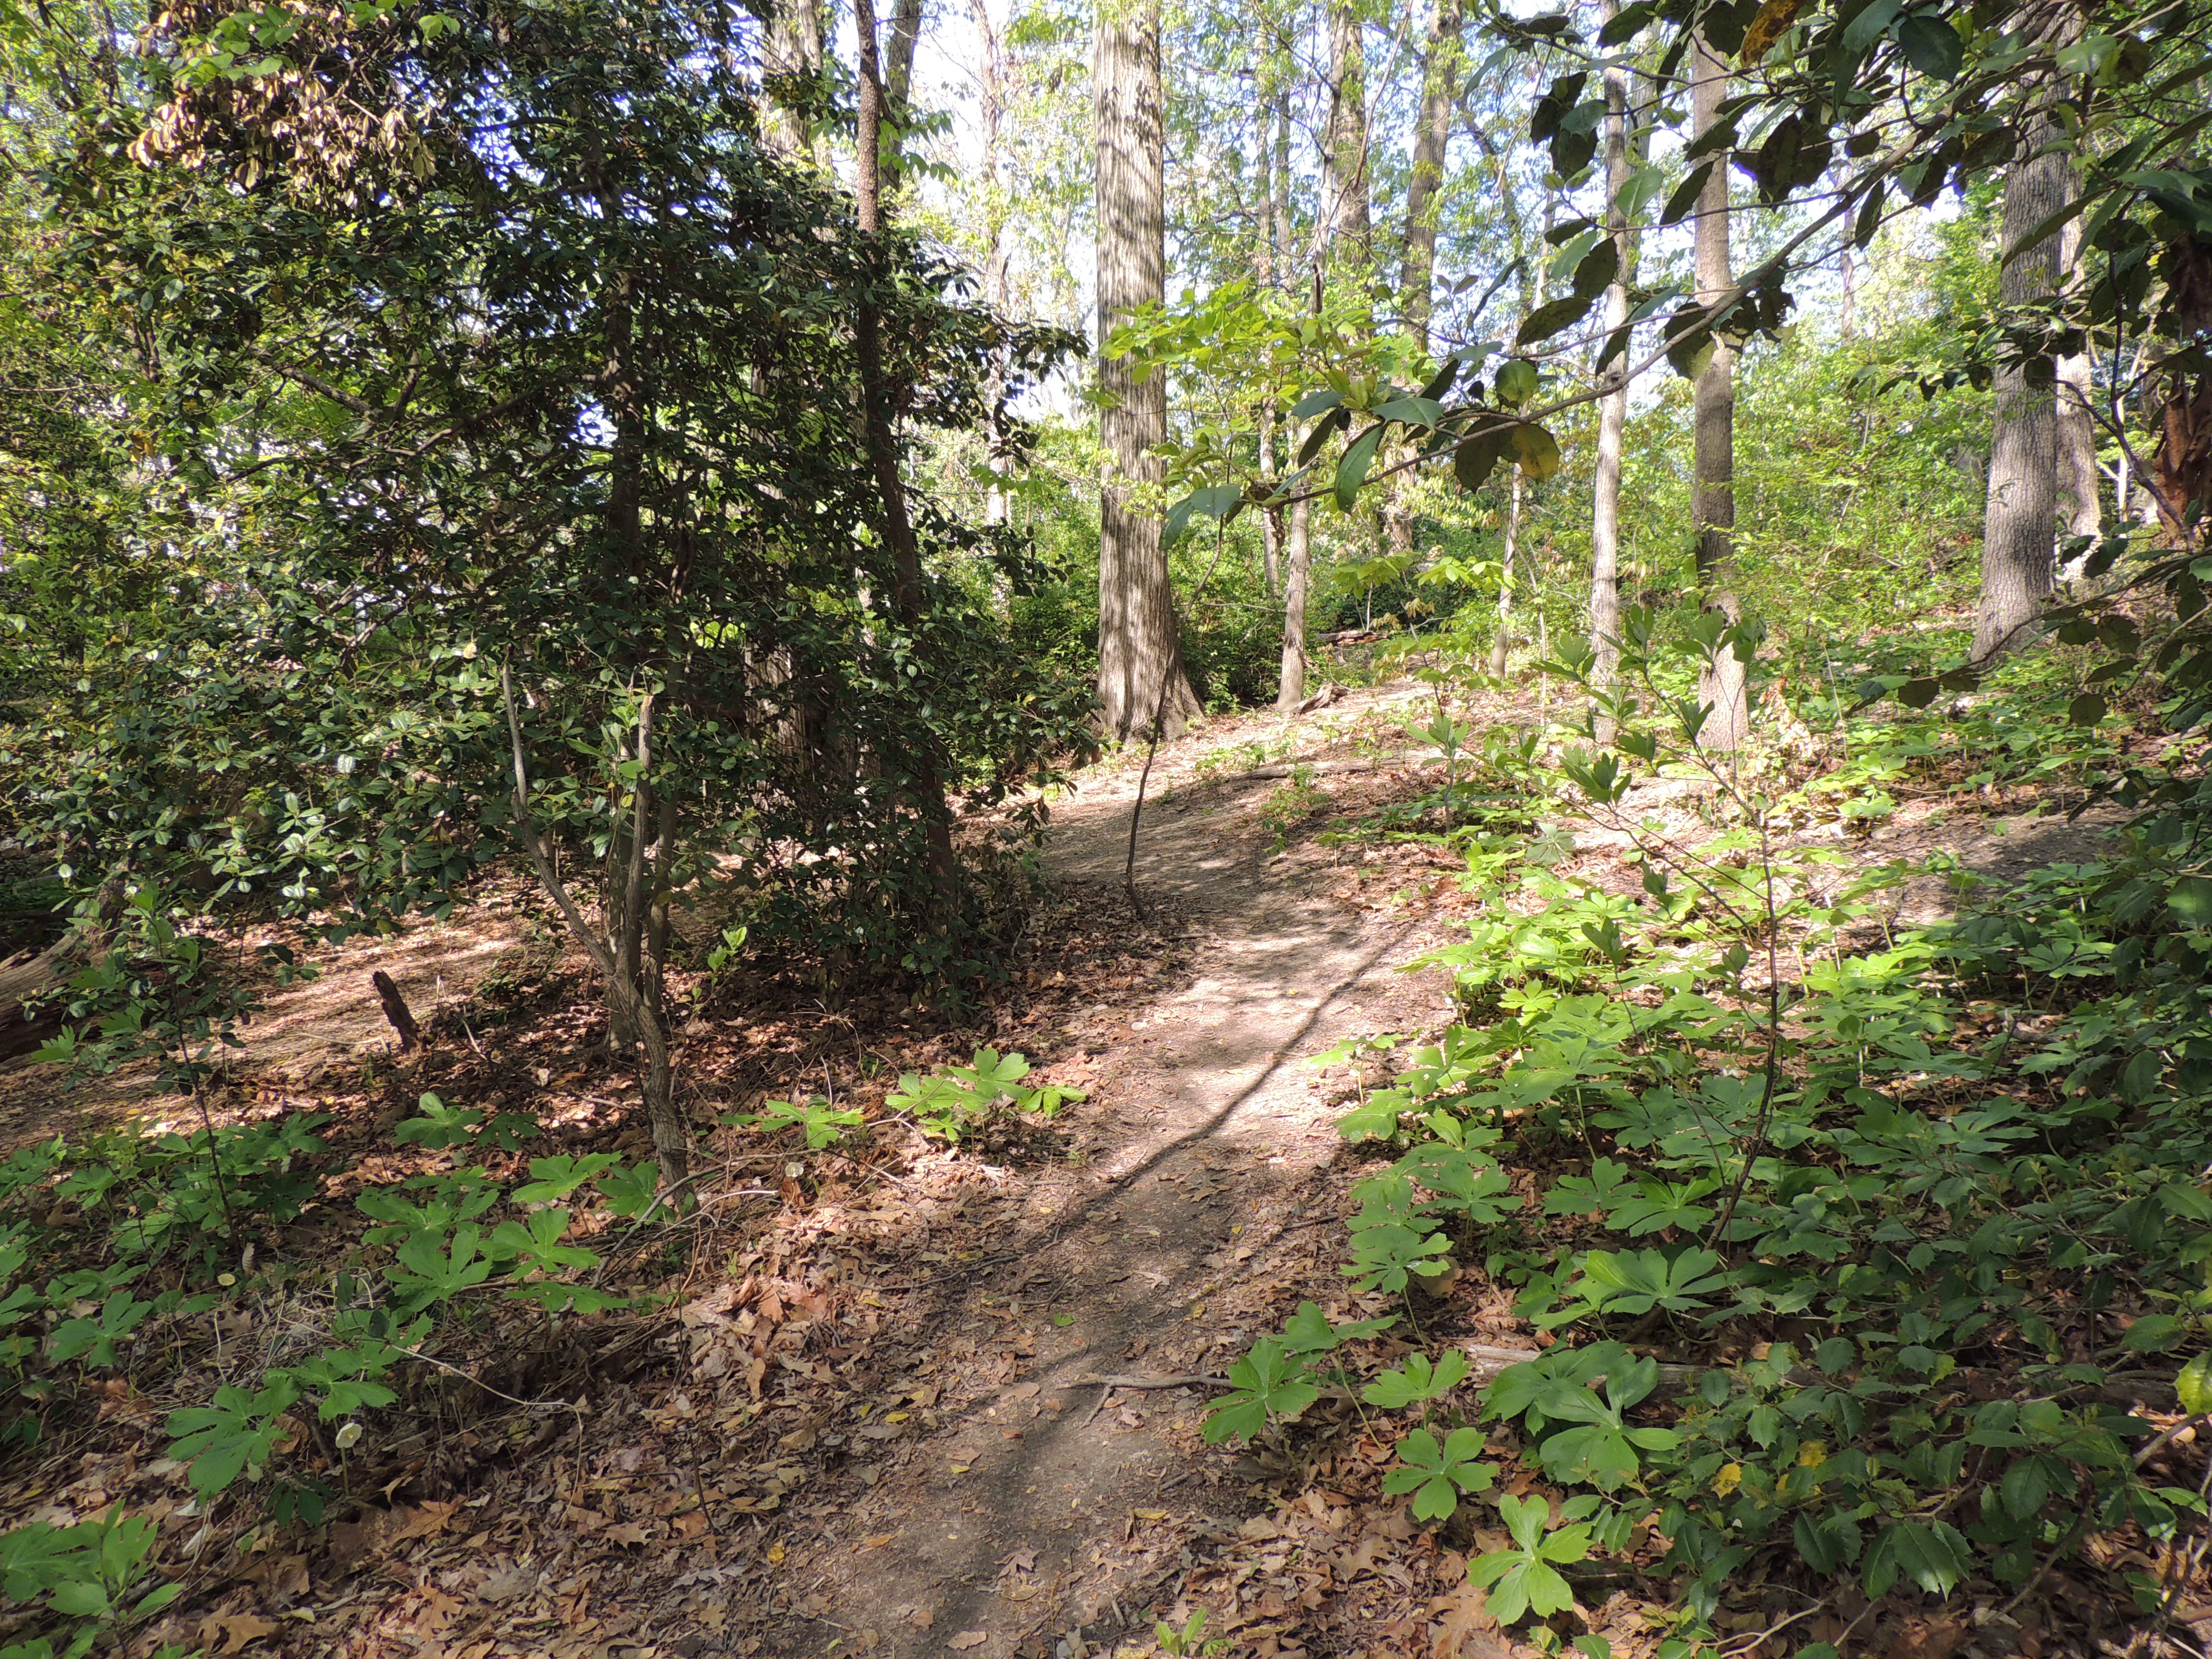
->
[761, 0, 824, 160]
[1095, 0, 1199, 740]
[1399, 0, 1461, 350]
[1276, 495, 1314, 709]
[1588, 0, 1628, 733]
[1975, 117, 2068, 661]
[1323, 0, 1370, 272]
[2055, 202, 2102, 554]
[1691, 28, 1747, 752]
[855, 0, 961, 900]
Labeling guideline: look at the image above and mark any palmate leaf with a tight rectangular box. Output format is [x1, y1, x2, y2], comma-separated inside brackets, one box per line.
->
[1202, 1338, 1319, 1443]
[1467, 1494, 1591, 1624]
[1363, 1348, 1472, 1408]
[1280, 1300, 1397, 1355]
[1343, 1223, 1454, 1294]
[1382, 1427, 1494, 1520]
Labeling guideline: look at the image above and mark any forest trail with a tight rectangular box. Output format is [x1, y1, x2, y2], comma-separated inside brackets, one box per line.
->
[783, 723, 1456, 1656]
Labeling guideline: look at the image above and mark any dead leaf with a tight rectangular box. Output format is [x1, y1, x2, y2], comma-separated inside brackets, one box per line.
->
[391, 1500, 460, 1545]
[202, 1613, 282, 1655]
[949, 1634, 988, 1652]
[1888, 1618, 1971, 1659]
[605, 1523, 650, 1546]
[1428, 1584, 1503, 1659]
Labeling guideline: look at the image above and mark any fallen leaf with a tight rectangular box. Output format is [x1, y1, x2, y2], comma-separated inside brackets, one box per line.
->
[864, 1534, 895, 1549]
[605, 1523, 650, 1546]
[204, 1613, 281, 1655]
[949, 1634, 988, 1651]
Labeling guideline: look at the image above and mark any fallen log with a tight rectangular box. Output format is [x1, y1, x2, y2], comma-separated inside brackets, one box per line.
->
[0, 879, 125, 1060]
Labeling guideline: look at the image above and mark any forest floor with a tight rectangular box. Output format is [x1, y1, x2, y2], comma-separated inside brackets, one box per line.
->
[0, 673, 2163, 1659]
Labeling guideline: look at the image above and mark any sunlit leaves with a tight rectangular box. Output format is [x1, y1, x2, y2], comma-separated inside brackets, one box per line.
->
[1202, 1338, 1319, 1443]
[1383, 1427, 1494, 1520]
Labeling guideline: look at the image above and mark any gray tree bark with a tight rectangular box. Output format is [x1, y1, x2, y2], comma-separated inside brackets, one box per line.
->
[762, 0, 825, 162]
[1588, 0, 1628, 736]
[1399, 0, 1461, 352]
[1691, 27, 1747, 752]
[2055, 213, 2102, 556]
[1975, 115, 2068, 661]
[1323, 0, 1370, 274]
[1276, 494, 1314, 709]
[1095, 0, 1200, 740]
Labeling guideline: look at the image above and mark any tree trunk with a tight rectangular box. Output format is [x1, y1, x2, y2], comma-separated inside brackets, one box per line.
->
[1588, 0, 1628, 737]
[762, 0, 825, 161]
[1277, 494, 1313, 709]
[1095, 0, 1200, 741]
[881, 0, 928, 191]
[1323, 0, 1370, 275]
[1490, 467, 1522, 678]
[1690, 26, 1747, 752]
[2055, 212, 2101, 560]
[1975, 116, 2068, 661]
[1399, 0, 1461, 352]
[855, 0, 961, 901]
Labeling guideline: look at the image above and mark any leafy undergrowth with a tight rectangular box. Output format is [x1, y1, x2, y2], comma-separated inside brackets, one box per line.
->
[0, 882, 1198, 1659]
[1138, 638, 2212, 1659]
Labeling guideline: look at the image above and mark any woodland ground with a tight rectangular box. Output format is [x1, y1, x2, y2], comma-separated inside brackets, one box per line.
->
[0, 673, 2172, 1659]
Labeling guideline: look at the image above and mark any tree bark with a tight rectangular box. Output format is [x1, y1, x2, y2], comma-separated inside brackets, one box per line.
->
[2055, 212, 2102, 558]
[1975, 115, 2068, 661]
[1588, 0, 1628, 737]
[1399, 0, 1461, 352]
[1490, 467, 1522, 677]
[762, 0, 825, 161]
[1323, 0, 1370, 276]
[1276, 494, 1313, 709]
[881, 0, 928, 192]
[1690, 26, 1747, 752]
[1095, 0, 1200, 741]
[855, 0, 961, 901]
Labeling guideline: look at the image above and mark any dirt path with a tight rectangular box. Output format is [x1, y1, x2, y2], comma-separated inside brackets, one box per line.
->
[779, 739, 1455, 1656]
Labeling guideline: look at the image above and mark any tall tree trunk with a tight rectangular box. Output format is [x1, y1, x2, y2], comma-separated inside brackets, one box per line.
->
[1399, 0, 1461, 352]
[762, 0, 826, 161]
[1277, 494, 1313, 708]
[1690, 26, 1747, 752]
[1975, 114, 2068, 661]
[1323, 0, 1370, 276]
[880, 0, 928, 190]
[854, 0, 961, 902]
[1490, 467, 1522, 677]
[2055, 212, 2102, 559]
[1095, 0, 1200, 741]
[1588, 0, 1628, 737]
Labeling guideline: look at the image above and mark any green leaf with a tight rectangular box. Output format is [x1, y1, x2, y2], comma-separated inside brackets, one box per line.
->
[1492, 359, 1539, 406]
[2177, 1351, 2212, 1414]
[1363, 1348, 1472, 1408]
[1510, 424, 1563, 481]
[1453, 427, 1514, 492]
[1290, 387, 1344, 419]
[1281, 1300, 1396, 1354]
[2123, 1313, 2188, 1352]
[1202, 1338, 1319, 1443]
[1661, 161, 1716, 226]
[1517, 291, 1597, 347]
[1335, 425, 1384, 511]
[1382, 1427, 1494, 1520]
[1895, 13, 1963, 79]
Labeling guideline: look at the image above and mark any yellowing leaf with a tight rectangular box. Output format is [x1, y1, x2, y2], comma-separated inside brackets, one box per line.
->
[1712, 1462, 1743, 1497]
[1798, 1442, 1827, 1467]
[766, 1541, 786, 1564]
[1133, 1507, 1168, 1521]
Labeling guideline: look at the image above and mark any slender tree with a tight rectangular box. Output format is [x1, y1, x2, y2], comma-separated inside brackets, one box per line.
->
[1691, 25, 1747, 750]
[1975, 111, 2068, 661]
[854, 0, 961, 902]
[1587, 0, 1628, 733]
[1399, 0, 1461, 352]
[2055, 213, 2103, 553]
[1096, 0, 1201, 738]
[762, 0, 825, 161]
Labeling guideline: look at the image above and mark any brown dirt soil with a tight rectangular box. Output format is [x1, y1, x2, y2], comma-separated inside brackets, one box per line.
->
[1, 675, 2174, 1659]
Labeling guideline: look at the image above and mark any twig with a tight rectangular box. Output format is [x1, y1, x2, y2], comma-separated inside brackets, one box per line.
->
[1067, 1372, 1229, 1389]
[392, 1346, 579, 1413]
[2136, 1412, 2212, 1467]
